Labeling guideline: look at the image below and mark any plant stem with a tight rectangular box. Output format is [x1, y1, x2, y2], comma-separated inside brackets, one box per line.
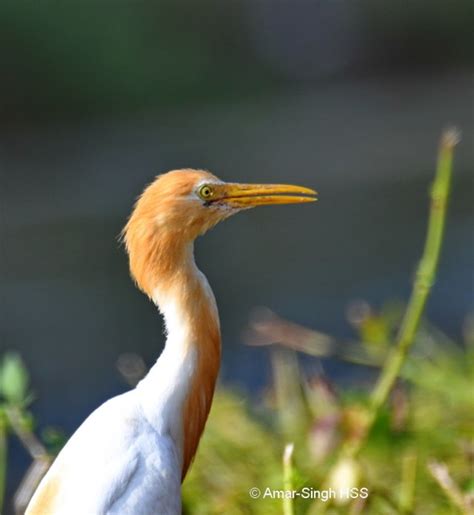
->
[317, 129, 460, 514]
[4, 407, 49, 460]
[344, 128, 459, 458]
[283, 443, 295, 515]
[369, 128, 458, 419]
[0, 410, 6, 515]
[399, 451, 417, 513]
[428, 460, 473, 514]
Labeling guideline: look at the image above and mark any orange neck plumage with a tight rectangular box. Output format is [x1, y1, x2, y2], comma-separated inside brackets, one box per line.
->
[124, 190, 221, 480]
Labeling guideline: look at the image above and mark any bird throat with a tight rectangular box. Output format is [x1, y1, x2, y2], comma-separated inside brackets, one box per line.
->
[125, 212, 222, 479]
[145, 244, 221, 480]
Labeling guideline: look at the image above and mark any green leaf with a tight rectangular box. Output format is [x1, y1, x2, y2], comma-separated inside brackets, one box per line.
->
[0, 353, 29, 404]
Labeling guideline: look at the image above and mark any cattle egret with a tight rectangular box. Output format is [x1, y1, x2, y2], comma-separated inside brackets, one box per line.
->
[26, 169, 316, 514]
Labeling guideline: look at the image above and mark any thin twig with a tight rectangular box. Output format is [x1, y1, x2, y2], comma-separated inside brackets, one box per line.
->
[13, 458, 52, 515]
[4, 407, 49, 460]
[245, 307, 386, 368]
[0, 412, 7, 515]
[283, 443, 295, 515]
[399, 451, 418, 514]
[4, 406, 53, 513]
[427, 460, 473, 514]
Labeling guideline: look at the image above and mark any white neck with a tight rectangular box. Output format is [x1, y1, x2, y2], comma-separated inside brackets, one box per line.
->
[135, 245, 221, 470]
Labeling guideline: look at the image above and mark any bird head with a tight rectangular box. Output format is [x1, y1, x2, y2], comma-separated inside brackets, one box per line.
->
[126, 169, 316, 238]
[123, 169, 316, 295]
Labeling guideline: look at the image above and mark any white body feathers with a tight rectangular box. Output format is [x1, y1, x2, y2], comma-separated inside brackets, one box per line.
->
[27, 259, 216, 515]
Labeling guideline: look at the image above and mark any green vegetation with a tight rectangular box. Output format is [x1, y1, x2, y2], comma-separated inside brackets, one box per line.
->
[182, 309, 473, 514]
[2, 131, 472, 514]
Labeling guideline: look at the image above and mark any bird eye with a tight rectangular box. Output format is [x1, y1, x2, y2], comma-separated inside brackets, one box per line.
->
[198, 185, 213, 200]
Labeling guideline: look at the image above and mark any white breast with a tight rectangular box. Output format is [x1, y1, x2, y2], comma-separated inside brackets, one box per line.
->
[27, 391, 183, 514]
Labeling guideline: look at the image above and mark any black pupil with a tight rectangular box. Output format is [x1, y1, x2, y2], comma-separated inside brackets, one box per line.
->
[203, 188, 210, 196]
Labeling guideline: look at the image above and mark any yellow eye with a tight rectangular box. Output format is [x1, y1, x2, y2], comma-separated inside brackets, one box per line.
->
[198, 185, 213, 200]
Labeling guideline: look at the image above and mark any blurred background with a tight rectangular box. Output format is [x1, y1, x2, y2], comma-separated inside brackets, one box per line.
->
[1, 1, 473, 513]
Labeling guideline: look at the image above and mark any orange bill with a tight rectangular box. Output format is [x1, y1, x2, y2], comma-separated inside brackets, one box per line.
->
[213, 182, 317, 207]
